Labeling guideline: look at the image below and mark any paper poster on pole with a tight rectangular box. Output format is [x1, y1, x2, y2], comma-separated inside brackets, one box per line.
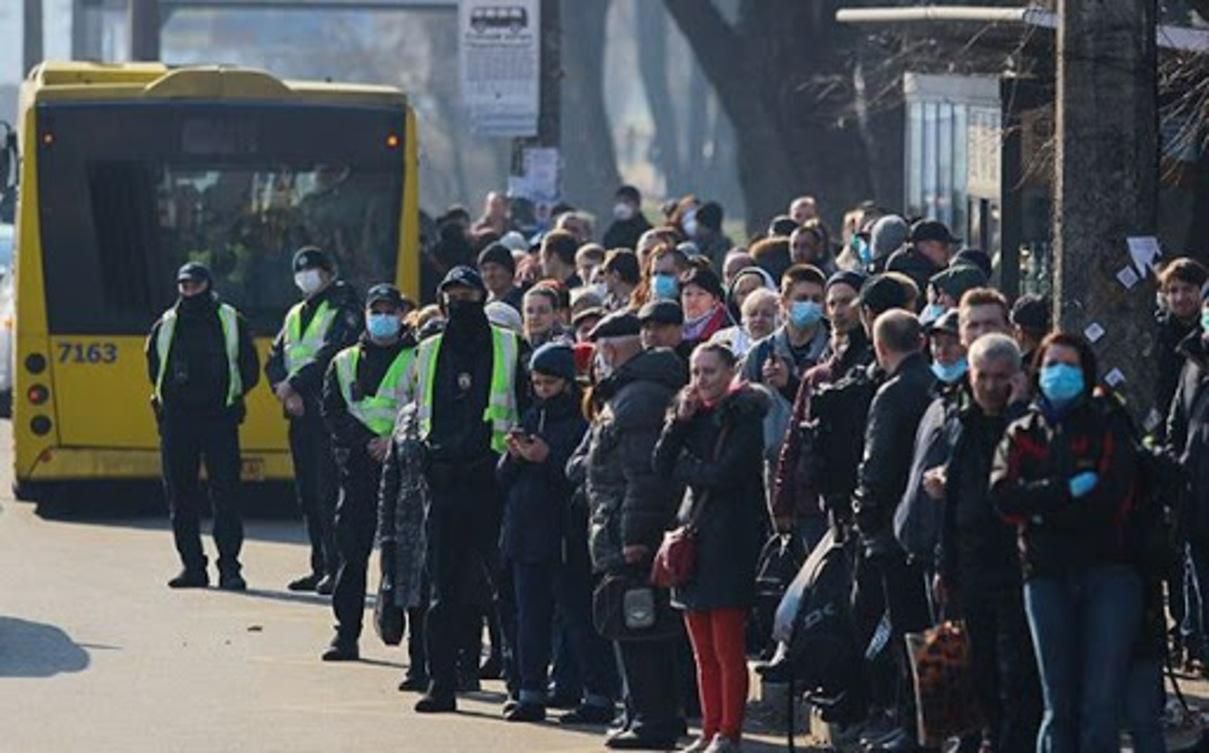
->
[459, 0, 540, 137]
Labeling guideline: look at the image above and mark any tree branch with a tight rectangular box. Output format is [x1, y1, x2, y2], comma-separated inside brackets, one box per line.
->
[662, 0, 750, 125]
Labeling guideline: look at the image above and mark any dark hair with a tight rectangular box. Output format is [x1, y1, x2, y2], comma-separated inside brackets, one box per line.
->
[602, 249, 640, 284]
[542, 230, 579, 267]
[781, 264, 827, 294]
[1160, 257, 1209, 291]
[1033, 332, 1098, 396]
[616, 184, 641, 204]
[697, 202, 724, 232]
[959, 287, 1010, 325]
[749, 236, 792, 282]
[692, 340, 738, 368]
[531, 280, 569, 311]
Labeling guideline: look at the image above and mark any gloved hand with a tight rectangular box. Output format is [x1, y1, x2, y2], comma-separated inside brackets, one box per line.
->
[1068, 471, 1099, 499]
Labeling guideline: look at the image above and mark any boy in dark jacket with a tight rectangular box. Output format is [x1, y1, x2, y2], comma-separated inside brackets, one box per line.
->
[497, 343, 588, 722]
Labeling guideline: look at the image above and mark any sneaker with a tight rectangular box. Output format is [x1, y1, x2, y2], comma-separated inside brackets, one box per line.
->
[287, 573, 322, 592]
[321, 636, 359, 662]
[560, 704, 615, 726]
[218, 572, 246, 591]
[315, 574, 335, 595]
[414, 691, 456, 714]
[603, 729, 678, 750]
[682, 735, 715, 753]
[704, 736, 742, 753]
[504, 702, 546, 723]
[168, 568, 209, 589]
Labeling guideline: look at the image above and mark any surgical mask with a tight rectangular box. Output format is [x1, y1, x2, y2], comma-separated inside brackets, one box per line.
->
[294, 269, 324, 296]
[789, 300, 823, 329]
[921, 303, 947, 324]
[588, 282, 609, 300]
[683, 217, 700, 238]
[594, 350, 613, 380]
[652, 273, 679, 301]
[931, 357, 968, 385]
[1201, 308, 1209, 332]
[367, 313, 401, 340]
[613, 202, 635, 221]
[1039, 363, 1085, 405]
[852, 236, 872, 265]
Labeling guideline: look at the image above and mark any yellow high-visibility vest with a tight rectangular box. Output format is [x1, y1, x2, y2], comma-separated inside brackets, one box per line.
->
[333, 344, 416, 436]
[413, 326, 519, 453]
[154, 302, 242, 407]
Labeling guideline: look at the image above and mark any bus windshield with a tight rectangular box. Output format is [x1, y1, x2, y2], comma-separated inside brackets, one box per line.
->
[36, 102, 405, 335]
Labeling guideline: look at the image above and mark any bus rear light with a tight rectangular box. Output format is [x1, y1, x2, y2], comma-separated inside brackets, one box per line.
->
[24, 353, 46, 374]
[41, 132, 54, 146]
[386, 133, 399, 149]
[30, 416, 52, 436]
[27, 384, 48, 405]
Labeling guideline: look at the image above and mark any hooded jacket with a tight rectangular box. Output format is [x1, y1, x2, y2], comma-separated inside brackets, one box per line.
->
[575, 347, 687, 574]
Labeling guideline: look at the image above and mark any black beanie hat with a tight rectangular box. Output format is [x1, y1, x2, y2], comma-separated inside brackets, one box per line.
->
[680, 265, 725, 301]
[477, 242, 516, 274]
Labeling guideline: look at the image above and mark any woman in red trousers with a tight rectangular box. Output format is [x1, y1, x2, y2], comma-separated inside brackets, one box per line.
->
[654, 342, 769, 753]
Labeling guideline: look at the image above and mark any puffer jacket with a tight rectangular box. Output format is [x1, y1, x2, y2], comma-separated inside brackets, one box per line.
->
[575, 348, 687, 574]
[653, 386, 768, 611]
[991, 392, 1139, 580]
[1154, 310, 1199, 441]
[1169, 331, 1209, 539]
[376, 404, 430, 609]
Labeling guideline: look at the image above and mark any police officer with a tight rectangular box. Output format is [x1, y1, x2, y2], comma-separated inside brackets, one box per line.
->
[147, 262, 259, 590]
[320, 284, 417, 661]
[410, 265, 528, 714]
[266, 247, 363, 593]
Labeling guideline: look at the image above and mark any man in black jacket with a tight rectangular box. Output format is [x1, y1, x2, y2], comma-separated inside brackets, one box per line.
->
[320, 284, 417, 661]
[936, 334, 1039, 752]
[146, 262, 260, 590]
[886, 220, 955, 299]
[853, 309, 936, 751]
[266, 247, 363, 594]
[581, 311, 687, 750]
[602, 185, 652, 252]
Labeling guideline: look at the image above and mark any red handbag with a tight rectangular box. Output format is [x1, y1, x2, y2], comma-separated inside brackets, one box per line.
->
[650, 421, 730, 589]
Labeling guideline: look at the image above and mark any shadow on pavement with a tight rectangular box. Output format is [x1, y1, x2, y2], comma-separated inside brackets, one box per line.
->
[0, 617, 92, 677]
[228, 587, 331, 607]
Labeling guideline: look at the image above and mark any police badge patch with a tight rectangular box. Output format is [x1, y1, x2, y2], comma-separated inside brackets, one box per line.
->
[457, 372, 472, 391]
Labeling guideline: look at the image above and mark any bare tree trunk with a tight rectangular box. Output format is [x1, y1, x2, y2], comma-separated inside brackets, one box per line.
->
[637, 1, 684, 195]
[24, 0, 43, 75]
[685, 64, 708, 190]
[562, 0, 622, 223]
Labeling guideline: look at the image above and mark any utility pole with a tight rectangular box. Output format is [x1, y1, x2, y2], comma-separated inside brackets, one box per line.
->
[24, 0, 44, 76]
[129, 0, 161, 61]
[1053, 0, 1159, 419]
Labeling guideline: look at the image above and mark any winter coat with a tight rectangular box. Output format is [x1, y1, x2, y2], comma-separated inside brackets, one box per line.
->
[653, 386, 768, 611]
[991, 393, 1140, 580]
[497, 391, 588, 564]
[938, 390, 1027, 590]
[578, 347, 687, 574]
[853, 352, 937, 537]
[892, 386, 959, 563]
[1169, 332, 1209, 540]
[885, 247, 942, 302]
[740, 324, 831, 403]
[1154, 310, 1199, 442]
[603, 215, 652, 252]
[376, 405, 430, 609]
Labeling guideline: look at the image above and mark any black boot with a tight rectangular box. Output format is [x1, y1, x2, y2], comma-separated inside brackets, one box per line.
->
[315, 573, 336, 596]
[321, 634, 359, 662]
[504, 702, 546, 723]
[398, 671, 429, 692]
[168, 567, 209, 589]
[287, 572, 322, 592]
[414, 690, 456, 714]
[218, 568, 246, 591]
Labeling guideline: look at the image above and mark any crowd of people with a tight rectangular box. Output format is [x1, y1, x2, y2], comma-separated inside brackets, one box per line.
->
[147, 183, 1209, 753]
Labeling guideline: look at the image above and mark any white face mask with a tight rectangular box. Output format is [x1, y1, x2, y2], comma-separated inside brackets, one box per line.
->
[588, 282, 609, 300]
[613, 202, 635, 221]
[294, 269, 324, 296]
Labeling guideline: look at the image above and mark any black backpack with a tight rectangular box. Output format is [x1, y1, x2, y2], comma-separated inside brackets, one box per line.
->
[750, 534, 806, 656]
[774, 527, 868, 724]
[800, 364, 878, 503]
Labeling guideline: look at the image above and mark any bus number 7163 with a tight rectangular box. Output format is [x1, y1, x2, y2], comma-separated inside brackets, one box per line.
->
[57, 342, 118, 364]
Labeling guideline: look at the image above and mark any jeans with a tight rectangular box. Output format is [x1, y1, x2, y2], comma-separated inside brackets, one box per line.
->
[288, 413, 338, 577]
[1023, 565, 1143, 753]
[512, 561, 556, 704]
[1184, 539, 1209, 659]
[552, 563, 619, 707]
[960, 580, 1041, 753]
[1123, 658, 1166, 753]
[160, 414, 243, 574]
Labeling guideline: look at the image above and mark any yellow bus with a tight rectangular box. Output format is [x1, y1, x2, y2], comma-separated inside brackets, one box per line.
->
[11, 62, 419, 499]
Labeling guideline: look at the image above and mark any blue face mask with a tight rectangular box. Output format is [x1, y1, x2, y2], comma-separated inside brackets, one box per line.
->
[1039, 363, 1085, 405]
[931, 357, 968, 385]
[789, 300, 823, 329]
[852, 236, 872, 265]
[921, 303, 947, 325]
[367, 312, 401, 340]
[652, 273, 679, 301]
[1201, 308, 1209, 332]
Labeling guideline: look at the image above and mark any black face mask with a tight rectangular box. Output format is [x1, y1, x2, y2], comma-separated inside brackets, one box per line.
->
[177, 289, 213, 313]
[443, 297, 487, 336]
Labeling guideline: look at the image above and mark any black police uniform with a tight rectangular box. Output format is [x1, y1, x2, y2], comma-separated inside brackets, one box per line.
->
[266, 257, 363, 589]
[146, 277, 259, 585]
[418, 267, 529, 709]
[321, 326, 416, 651]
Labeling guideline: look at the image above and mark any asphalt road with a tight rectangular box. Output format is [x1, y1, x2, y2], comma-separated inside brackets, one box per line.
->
[0, 427, 788, 753]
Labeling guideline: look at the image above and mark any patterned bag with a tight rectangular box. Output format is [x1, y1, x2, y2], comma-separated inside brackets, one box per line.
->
[906, 620, 984, 746]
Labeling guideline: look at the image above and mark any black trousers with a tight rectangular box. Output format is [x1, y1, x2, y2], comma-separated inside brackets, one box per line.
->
[332, 452, 381, 641]
[288, 412, 338, 576]
[424, 461, 501, 694]
[616, 636, 684, 739]
[960, 579, 1042, 753]
[159, 413, 243, 574]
